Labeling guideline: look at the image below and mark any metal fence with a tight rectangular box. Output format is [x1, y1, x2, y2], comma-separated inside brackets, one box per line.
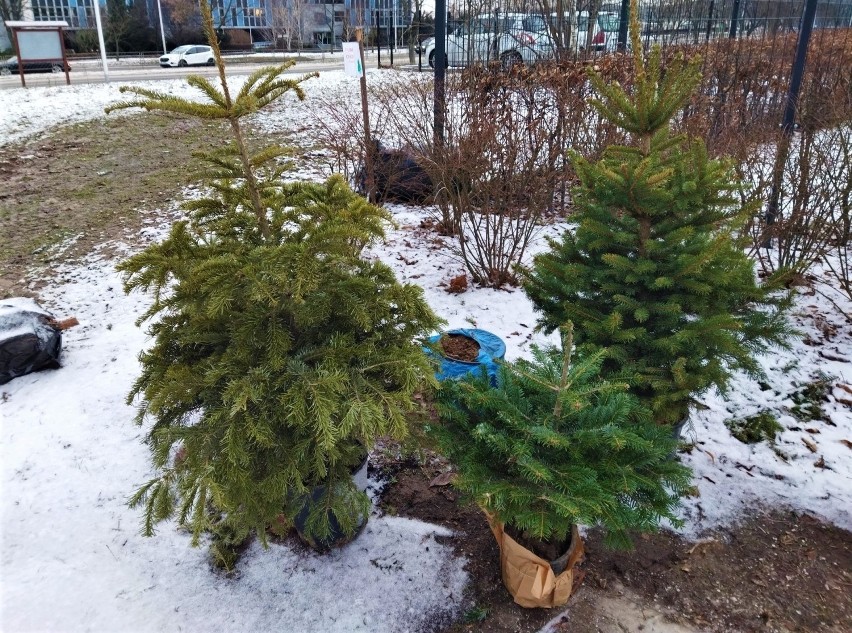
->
[430, 0, 852, 142]
[426, 0, 852, 66]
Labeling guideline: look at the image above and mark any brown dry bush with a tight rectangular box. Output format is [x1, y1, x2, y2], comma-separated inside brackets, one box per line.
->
[427, 66, 568, 287]
[307, 30, 852, 287]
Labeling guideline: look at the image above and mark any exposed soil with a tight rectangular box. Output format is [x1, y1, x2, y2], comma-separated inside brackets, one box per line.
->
[375, 454, 852, 633]
[4, 103, 852, 633]
[504, 523, 573, 565]
[441, 334, 480, 362]
[0, 115, 231, 298]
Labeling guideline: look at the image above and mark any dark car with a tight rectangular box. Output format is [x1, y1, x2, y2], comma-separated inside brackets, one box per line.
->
[0, 56, 71, 76]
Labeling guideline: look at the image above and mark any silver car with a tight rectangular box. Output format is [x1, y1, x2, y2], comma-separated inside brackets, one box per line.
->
[425, 13, 554, 69]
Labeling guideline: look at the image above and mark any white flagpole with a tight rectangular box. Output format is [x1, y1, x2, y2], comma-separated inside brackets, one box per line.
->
[91, 0, 110, 81]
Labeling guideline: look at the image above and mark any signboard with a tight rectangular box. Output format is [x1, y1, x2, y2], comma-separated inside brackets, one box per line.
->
[17, 30, 64, 60]
[342, 42, 364, 78]
[5, 21, 70, 88]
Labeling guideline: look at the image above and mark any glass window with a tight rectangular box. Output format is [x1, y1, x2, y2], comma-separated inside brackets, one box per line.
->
[523, 16, 547, 33]
[598, 13, 620, 32]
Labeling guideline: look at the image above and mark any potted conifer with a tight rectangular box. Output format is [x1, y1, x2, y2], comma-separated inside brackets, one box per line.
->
[429, 323, 691, 608]
[112, 1, 441, 565]
[522, 0, 791, 433]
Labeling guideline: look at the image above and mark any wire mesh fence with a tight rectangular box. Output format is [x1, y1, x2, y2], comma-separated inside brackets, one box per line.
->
[410, 0, 852, 271]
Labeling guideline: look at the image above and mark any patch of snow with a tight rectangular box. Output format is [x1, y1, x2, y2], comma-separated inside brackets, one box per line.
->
[3, 70, 852, 633]
[1, 235, 467, 633]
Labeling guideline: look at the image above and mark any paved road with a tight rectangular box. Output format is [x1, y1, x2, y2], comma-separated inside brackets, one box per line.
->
[0, 52, 425, 90]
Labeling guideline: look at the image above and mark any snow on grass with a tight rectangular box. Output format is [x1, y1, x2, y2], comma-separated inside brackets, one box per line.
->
[1, 210, 467, 633]
[2, 69, 852, 632]
[1, 79, 214, 146]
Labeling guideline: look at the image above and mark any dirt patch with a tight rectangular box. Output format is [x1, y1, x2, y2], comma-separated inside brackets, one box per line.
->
[440, 334, 480, 362]
[0, 114, 232, 297]
[375, 455, 852, 633]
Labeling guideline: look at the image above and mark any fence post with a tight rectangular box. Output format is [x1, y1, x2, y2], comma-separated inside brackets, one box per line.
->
[705, 0, 715, 42]
[376, 12, 381, 67]
[433, 0, 446, 147]
[417, 9, 422, 71]
[617, 0, 630, 51]
[728, 0, 741, 38]
[765, 0, 820, 234]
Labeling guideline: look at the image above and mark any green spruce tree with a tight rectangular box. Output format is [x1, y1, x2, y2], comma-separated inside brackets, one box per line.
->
[523, 1, 791, 427]
[430, 323, 691, 550]
[109, 1, 441, 564]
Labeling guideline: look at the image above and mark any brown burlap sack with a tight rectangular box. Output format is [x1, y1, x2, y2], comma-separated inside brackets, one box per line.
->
[485, 514, 585, 609]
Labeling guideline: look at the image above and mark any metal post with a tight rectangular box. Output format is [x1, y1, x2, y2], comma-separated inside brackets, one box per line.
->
[705, 0, 715, 42]
[728, 0, 741, 39]
[765, 0, 820, 232]
[377, 11, 381, 66]
[617, 0, 629, 51]
[417, 9, 422, 71]
[389, 11, 394, 65]
[156, 0, 167, 54]
[434, 0, 446, 146]
[91, 0, 109, 82]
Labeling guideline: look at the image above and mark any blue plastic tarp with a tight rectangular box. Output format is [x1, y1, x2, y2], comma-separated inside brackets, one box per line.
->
[425, 328, 506, 385]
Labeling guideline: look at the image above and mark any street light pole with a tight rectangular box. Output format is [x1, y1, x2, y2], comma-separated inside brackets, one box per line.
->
[91, 0, 109, 82]
[156, 0, 167, 54]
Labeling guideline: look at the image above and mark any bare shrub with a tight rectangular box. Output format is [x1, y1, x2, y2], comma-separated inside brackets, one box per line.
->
[423, 66, 569, 287]
[819, 123, 852, 301]
[761, 128, 841, 274]
[305, 31, 852, 286]
[311, 88, 366, 182]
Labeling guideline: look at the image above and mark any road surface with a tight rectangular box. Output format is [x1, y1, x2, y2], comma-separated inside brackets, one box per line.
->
[0, 51, 423, 90]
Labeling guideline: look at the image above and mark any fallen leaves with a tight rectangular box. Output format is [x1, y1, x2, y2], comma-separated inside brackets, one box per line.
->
[429, 471, 456, 488]
[802, 437, 818, 453]
[446, 274, 468, 294]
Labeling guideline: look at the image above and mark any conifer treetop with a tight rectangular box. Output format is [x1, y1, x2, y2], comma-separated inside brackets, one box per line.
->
[522, 0, 792, 426]
[105, 0, 318, 241]
[587, 0, 702, 145]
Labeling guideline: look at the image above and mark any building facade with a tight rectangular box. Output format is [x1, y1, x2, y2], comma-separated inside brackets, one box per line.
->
[2, 0, 407, 51]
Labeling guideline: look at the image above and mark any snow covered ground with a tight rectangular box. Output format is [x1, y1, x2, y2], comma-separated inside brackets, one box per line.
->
[2, 70, 851, 632]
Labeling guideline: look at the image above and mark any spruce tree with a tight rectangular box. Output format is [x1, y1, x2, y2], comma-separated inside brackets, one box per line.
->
[430, 323, 691, 550]
[523, 1, 791, 426]
[110, 1, 441, 563]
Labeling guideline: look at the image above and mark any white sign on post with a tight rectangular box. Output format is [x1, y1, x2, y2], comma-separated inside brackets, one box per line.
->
[342, 42, 363, 78]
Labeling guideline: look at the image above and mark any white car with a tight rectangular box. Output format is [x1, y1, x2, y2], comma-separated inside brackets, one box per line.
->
[159, 45, 214, 68]
[425, 13, 553, 69]
[548, 11, 620, 52]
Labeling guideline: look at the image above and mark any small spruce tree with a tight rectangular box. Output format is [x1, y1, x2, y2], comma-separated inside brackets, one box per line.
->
[523, 1, 791, 426]
[430, 323, 691, 550]
[110, 0, 441, 563]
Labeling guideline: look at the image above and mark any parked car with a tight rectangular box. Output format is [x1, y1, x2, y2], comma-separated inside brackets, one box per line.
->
[588, 11, 619, 51]
[415, 37, 433, 54]
[425, 13, 553, 69]
[0, 56, 71, 76]
[547, 11, 620, 52]
[159, 45, 214, 68]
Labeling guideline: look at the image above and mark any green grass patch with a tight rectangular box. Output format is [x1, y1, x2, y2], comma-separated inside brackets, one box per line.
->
[725, 411, 783, 444]
[789, 374, 833, 422]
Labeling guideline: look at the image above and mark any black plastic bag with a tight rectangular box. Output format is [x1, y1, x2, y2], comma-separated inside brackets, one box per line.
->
[0, 298, 63, 385]
[358, 141, 433, 204]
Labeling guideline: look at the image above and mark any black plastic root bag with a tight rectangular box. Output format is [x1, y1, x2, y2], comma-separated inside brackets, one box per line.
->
[0, 298, 64, 385]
